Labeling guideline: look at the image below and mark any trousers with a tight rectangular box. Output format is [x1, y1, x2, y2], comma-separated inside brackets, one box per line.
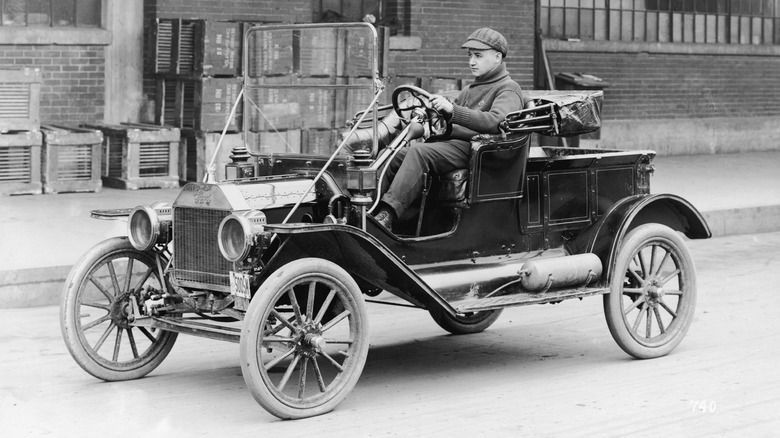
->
[380, 139, 470, 220]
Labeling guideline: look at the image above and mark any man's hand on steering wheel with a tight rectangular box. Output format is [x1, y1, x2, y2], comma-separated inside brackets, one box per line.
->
[429, 94, 454, 118]
[391, 85, 453, 142]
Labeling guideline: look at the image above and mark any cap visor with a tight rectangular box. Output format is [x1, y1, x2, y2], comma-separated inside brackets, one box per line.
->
[461, 40, 492, 50]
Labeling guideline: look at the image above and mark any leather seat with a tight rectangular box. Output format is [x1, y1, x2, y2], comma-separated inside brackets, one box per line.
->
[434, 169, 469, 204]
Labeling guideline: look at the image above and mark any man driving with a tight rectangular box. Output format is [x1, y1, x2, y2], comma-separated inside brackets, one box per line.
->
[373, 27, 523, 231]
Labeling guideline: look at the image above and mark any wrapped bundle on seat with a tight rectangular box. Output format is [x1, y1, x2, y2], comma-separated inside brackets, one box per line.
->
[502, 90, 603, 137]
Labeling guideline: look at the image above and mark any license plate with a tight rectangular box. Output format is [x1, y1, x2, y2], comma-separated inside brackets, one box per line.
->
[229, 271, 252, 300]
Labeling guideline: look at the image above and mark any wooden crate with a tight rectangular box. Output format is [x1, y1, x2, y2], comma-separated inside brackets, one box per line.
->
[336, 77, 378, 128]
[0, 69, 41, 133]
[83, 123, 180, 190]
[420, 77, 462, 95]
[246, 129, 301, 155]
[294, 28, 340, 77]
[340, 26, 389, 78]
[41, 125, 103, 194]
[0, 130, 42, 196]
[149, 19, 241, 77]
[179, 129, 244, 183]
[302, 129, 338, 155]
[246, 75, 300, 131]
[247, 28, 294, 77]
[155, 77, 243, 132]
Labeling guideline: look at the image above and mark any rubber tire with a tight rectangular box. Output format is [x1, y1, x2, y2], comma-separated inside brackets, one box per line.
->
[604, 224, 697, 359]
[240, 258, 369, 420]
[429, 307, 503, 335]
[60, 237, 177, 381]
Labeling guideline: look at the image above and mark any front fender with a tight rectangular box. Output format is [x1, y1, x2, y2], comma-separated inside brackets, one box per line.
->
[568, 193, 711, 285]
[256, 223, 457, 314]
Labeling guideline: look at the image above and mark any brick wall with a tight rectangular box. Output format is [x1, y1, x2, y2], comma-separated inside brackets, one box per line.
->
[546, 51, 780, 121]
[144, 0, 312, 23]
[143, 0, 536, 87]
[387, 0, 536, 89]
[0, 45, 105, 125]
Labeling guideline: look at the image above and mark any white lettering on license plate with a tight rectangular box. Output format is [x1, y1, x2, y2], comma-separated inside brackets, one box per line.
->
[229, 271, 252, 299]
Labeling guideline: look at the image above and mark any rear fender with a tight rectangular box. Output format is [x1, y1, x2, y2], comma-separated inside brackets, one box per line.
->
[568, 194, 711, 285]
[256, 223, 456, 314]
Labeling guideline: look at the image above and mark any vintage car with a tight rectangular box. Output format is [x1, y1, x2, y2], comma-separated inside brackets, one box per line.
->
[60, 23, 711, 419]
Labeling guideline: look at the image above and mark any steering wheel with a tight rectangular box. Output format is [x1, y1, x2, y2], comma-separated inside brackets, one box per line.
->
[391, 85, 452, 141]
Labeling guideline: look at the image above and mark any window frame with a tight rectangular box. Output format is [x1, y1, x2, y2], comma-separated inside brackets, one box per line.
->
[540, 0, 780, 45]
[0, 0, 103, 28]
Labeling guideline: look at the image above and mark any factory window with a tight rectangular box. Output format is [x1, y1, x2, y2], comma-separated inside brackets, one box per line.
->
[541, 0, 780, 45]
[1, 0, 101, 27]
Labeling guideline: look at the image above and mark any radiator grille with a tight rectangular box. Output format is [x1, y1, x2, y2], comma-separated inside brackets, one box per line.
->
[173, 207, 232, 288]
[56, 144, 92, 181]
[0, 146, 32, 182]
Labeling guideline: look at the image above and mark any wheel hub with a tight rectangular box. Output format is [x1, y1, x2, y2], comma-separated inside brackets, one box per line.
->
[294, 320, 326, 358]
[644, 278, 664, 307]
[109, 292, 133, 329]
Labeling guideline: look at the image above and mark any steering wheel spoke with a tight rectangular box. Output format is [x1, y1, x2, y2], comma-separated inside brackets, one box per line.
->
[391, 85, 452, 141]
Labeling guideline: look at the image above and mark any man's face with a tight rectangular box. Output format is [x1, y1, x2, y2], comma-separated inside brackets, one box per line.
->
[467, 49, 502, 77]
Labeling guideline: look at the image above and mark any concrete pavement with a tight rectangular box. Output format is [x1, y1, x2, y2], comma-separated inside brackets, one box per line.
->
[1, 150, 779, 308]
[2, 231, 780, 436]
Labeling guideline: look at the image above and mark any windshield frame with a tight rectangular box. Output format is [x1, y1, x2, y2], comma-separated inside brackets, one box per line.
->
[242, 22, 381, 158]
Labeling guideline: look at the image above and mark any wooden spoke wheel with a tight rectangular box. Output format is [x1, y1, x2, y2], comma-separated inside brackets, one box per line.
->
[60, 237, 177, 381]
[240, 258, 369, 419]
[604, 224, 697, 359]
[429, 307, 503, 335]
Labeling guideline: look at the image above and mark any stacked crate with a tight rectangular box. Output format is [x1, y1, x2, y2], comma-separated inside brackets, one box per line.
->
[150, 19, 243, 132]
[148, 18, 244, 182]
[0, 68, 43, 196]
[245, 26, 390, 157]
[40, 125, 103, 194]
[83, 122, 180, 190]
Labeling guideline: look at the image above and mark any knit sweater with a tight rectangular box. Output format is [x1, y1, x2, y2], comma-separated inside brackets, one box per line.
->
[448, 63, 523, 141]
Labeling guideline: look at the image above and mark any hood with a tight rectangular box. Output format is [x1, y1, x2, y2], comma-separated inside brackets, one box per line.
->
[174, 178, 316, 211]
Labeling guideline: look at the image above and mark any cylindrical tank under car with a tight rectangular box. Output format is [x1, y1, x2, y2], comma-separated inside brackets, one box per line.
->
[519, 253, 603, 291]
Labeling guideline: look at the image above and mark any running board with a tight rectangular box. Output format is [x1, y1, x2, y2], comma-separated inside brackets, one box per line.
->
[133, 317, 242, 343]
[452, 287, 609, 313]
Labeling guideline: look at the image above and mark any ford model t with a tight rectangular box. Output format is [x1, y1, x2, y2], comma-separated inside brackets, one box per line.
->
[60, 23, 711, 419]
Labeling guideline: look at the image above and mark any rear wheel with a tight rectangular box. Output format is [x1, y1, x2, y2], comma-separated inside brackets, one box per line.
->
[604, 224, 697, 359]
[429, 307, 503, 335]
[240, 258, 369, 419]
[60, 237, 177, 381]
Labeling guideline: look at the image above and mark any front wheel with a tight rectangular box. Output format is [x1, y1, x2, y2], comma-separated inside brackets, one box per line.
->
[60, 237, 177, 381]
[604, 224, 697, 359]
[429, 307, 503, 335]
[240, 258, 370, 419]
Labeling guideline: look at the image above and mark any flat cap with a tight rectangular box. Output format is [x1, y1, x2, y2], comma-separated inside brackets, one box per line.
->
[461, 28, 508, 57]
